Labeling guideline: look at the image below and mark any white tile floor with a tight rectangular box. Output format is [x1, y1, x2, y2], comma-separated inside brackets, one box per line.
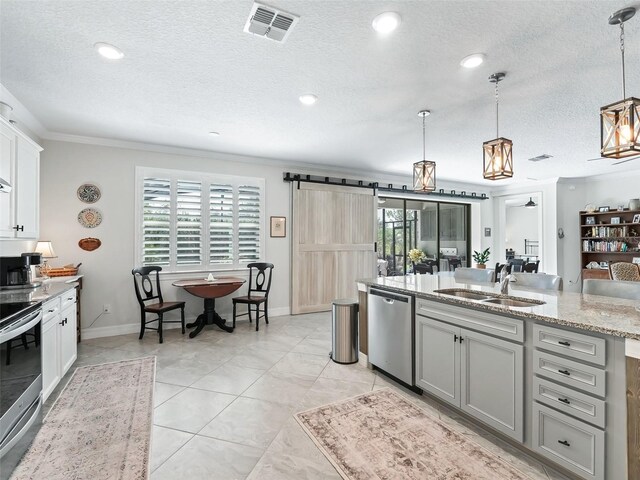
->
[46, 312, 572, 480]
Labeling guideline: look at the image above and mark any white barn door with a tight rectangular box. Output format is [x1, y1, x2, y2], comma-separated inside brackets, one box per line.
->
[291, 183, 377, 314]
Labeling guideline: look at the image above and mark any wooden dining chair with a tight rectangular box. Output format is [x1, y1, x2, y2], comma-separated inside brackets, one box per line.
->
[132, 266, 186, 343]
[414, 263, 433, 274]
[494, 262, 512, 282]
[232, 263, 274, 331]
[609, 262, 640, 282]
[523, 260, 540, 273]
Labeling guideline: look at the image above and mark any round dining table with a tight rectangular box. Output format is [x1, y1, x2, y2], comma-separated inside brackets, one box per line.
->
[172, 276, 245, 338]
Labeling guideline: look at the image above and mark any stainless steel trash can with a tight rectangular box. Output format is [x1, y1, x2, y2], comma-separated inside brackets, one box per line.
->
[331, 299, 359, 364]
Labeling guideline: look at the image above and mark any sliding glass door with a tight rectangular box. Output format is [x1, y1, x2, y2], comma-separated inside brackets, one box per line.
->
[377, 198, 470, 276]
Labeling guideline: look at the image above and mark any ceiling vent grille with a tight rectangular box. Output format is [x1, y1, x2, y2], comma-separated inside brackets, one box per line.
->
[244, 2, 299, 43]
[528, 154, 553, 162]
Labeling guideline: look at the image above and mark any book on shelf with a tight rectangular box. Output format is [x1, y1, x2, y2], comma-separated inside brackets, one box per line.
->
[588, 226, 630, 237]
[582, 240, 629, 252]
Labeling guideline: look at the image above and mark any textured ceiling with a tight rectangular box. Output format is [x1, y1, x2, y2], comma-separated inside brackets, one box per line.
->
[2, 0, 640, 185]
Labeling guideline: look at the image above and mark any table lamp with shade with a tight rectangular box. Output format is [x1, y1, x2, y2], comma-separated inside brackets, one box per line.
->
[34, 241, 57, 278]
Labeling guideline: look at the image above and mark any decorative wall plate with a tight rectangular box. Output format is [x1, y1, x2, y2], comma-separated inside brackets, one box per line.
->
[77, 184, 101, 203]
[77, 208, 102, 228]
[78, 237, 101, 251]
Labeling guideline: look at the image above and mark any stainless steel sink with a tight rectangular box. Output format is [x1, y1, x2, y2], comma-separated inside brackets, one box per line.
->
[434, 289, 491, 301]
[482, 298, 545, 308]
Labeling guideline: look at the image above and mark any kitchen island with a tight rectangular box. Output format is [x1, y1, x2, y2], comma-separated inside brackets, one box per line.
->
[358, 273, 640, 480]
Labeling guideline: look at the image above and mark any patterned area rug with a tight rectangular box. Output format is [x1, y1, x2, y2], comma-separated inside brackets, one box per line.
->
[11, 357, 155, 480]
[296, 388, 533, 480]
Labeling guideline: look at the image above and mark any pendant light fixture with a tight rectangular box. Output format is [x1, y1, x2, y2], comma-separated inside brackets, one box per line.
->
[483, 73, 513, 180]
[413, 110, 436, 192]
[601, 7, 640, 159]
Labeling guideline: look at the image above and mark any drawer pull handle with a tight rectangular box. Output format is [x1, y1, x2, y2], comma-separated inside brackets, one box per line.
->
[558, 341, 571, 346]
[558, 397, 571, 404]
[48, 309, 55, 313]
[454, 335, 458, 343]
[558, 369, 571, 376]
[557, 440, 571, 447]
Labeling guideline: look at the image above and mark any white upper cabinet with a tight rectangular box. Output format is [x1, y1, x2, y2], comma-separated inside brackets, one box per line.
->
[0, 119, 41, 239]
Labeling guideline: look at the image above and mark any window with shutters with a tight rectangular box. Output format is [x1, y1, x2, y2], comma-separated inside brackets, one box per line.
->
[136, 167, 264, 272]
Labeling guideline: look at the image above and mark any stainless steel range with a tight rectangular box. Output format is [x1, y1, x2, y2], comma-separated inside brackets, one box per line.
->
[0, 300, 43, 480]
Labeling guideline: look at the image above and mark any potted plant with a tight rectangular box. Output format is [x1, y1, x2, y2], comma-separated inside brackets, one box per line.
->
[472, 247, 490, 269]
[408, 249, 425, 272]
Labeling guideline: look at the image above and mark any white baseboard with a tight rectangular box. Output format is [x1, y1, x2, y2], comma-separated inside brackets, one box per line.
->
[81, 307, 292, 340]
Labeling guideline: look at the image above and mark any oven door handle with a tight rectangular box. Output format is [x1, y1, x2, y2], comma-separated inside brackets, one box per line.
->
[0, 310, 42, 343]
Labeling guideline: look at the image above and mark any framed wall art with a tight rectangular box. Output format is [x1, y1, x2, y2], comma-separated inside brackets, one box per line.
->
[270, 216, 286, 238]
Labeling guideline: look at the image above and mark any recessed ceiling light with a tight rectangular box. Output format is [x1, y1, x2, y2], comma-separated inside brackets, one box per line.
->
[372, 12, 401, 34]
[460, 53, 485, 69]
[209, 131, 220, 137]
[94, 42, 124, 60]
[299, 94, 318, 106]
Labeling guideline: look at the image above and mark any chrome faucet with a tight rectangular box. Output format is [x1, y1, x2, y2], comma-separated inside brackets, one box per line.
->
[499, 265, 513, 295]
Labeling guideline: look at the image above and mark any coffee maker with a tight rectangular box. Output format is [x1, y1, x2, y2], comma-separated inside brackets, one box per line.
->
[0, 253, 42, 289]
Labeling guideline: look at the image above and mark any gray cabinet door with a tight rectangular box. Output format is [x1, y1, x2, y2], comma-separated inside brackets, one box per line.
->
[460, 328, 524, 441]
[415, 316, 460, 406]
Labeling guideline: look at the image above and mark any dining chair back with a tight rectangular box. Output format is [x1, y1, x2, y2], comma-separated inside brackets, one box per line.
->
[414, 263, 433, 275]
[454, 267, 495, 284]
[609, 262, 640, 282]
[523, 260, 540, 273]
[232, 262, 274, 331]
[132, 266, 185, 343]
[511, 273, 563, 291]
[509, 259, 526, 272]
[494, 262, 512, 282]
[583, 279, 640, 300]
[448, 258, 462, 271]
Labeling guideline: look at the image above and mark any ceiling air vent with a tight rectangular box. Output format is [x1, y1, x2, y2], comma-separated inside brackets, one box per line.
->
[244, 2, 299, 43]
[528, 154, 553, 162]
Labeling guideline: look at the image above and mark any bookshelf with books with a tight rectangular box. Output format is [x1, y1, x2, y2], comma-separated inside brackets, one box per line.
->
[580, 209, 640, 280]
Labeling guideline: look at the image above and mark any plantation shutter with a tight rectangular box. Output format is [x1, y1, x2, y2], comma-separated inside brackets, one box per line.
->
[210, 183, 234, 265]
[142, 177, 171, 265]
[137, 168, 264, 271]
[175, 180, 202, 265]
[238, 185, 261, 263]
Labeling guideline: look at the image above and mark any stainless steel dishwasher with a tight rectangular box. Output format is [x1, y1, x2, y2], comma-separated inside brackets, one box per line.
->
[368, 287, 415, 387]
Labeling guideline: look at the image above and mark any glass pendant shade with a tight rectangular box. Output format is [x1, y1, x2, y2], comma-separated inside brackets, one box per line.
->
[600, 97, 640, 158]
[482, 137, 513, 180]
[413, 160, 436, 192]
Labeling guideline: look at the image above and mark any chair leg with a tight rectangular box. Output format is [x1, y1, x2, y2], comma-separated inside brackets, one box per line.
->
[248, 304, 253, 324]
[255, 305, 259, 332]
[158, 314, 164, 344]
[180, 306, 185, 334]
[21, 333, 29, 349]
[264, 300, 269, 325]
[139, 311, 146, 340]
[232, 301, 237, 328]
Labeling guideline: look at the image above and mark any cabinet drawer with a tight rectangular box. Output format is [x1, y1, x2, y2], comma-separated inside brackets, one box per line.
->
[60, 289, 76, 311]
[532, 403, 604, 480]
[416, 299, 524, 343]
[533, 324, 606, 366]
[533, 377, 605, 429]
[533, 351, 605, 397]
[42, 298, 60, 324]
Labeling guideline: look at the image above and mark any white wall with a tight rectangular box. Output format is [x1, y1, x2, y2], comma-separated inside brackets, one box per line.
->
[40, 139, 492, 338]
[505, 205, 538, 255]
[40, 140, 292, 338]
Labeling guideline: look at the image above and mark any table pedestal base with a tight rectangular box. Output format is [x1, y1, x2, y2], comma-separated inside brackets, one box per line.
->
[187, 298, 234, 338]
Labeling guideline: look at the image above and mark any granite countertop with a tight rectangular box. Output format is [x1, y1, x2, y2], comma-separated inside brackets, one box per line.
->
[0, 281, 77, 305]
[361, 274, 640, 340]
